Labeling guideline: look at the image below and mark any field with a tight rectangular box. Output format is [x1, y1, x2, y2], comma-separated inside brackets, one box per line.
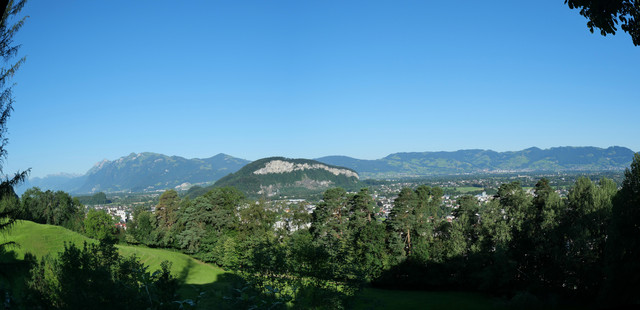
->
[1, 220, 227, 286]
[444, 186, 485, 194]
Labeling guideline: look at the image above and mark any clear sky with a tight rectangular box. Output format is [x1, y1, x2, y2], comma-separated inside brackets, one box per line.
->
[3, 0, 639, 178]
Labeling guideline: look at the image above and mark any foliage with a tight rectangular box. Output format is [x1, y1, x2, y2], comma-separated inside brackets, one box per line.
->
[18, 187, 85, 231]
[74, 192, 110, 205]
[0, 0, 28, 256]
[84, 209, 115, 241]
[126, 205, 157, 245]
[26, 239, 179, 310]
[604, 153, 640, 305]
[565, 0, 640, 45]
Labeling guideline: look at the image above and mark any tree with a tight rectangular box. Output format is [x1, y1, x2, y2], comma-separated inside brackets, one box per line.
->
[127, 205, 157, 245]
[19, 188, 85, 229]
[565, 0, 640, 45]
[27, 239, 178, 309]
[561, 177, 615, 295]
[0, 0, 28, 253]
[154, 189, 180, 246]
[84, 209, 116, 241]
[155, 189, 180, 230]
[605, 153, 640, 304]
[386, 187, 415, 261]
[522, 178, 564, 290]
[348, 188, 388, 281]
[309, 188, 354, 282]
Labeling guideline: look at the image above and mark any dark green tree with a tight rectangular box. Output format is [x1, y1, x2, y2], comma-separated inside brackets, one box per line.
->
[311, 187, 350, 241]
[19, 188, 85, 230]
[27, 239, 178, 310]
[309, 188, 354, 282]
[174, 187, 244, 266]
[154, 189, 180, 246]
[126, 205, 157, 245]
[155, 189, 180, 230]
[386, 187, 415, 262]
[565, 0, 640, 45]
[84, 209, 116, 241]
[513, 178, 564, 291]
[445, 195, 480, 259]
[0, 0, 28, 253]
[605, 153, 640, 304]
[348, 188, 388, 281]
[561, 177, 615, 295]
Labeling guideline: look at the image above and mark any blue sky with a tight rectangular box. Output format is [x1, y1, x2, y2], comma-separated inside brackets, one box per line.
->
[3, 0, 639, 178]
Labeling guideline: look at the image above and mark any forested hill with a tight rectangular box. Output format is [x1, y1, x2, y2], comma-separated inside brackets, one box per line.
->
[316, 146, 635, 179]
[19, 153, 249, 194]
[212, 157, 360, 198]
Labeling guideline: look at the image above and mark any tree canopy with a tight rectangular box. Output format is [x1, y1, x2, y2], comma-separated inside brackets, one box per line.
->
[0, 0, 27, 256]
[566, 0, 640, 45]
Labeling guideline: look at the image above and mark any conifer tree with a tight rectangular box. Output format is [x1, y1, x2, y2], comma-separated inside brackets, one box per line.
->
[0, 0, 28, 253]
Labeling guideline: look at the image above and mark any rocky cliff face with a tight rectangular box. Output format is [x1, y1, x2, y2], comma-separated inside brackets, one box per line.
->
[253, 159, 359, 179]
[213, 157, 361, 198]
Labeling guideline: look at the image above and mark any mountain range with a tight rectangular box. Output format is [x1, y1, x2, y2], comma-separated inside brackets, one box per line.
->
[316, 146, 635, 179]
[19, 153, 249, 194]
[17, 146, 636, 195]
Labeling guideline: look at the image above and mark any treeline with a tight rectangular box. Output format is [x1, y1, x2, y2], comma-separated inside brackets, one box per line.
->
[8, 188, 85, 232]
[75, 192, 111, 205]
[0, 188, 123, 242]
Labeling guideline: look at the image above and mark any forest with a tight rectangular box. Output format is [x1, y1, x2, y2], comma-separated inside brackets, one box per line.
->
[0, 153, 638, 309]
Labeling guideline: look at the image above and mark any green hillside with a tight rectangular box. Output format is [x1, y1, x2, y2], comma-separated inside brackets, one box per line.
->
[213, 157, 361, 198]
[1, 221, 226, 286]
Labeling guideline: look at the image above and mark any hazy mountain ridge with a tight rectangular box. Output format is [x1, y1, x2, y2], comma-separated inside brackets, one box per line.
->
[17, 146, 635, 194]
[19, 152, 250, 194]
[316, 146, 635, 178]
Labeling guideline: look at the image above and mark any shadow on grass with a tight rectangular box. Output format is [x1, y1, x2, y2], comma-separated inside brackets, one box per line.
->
[0, 249, 35, 309]
[175, 272, 247, 309]
[177, 256, 195, 283]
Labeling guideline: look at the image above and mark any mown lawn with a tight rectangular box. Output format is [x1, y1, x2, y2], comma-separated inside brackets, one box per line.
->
[1, 220, 227, 285]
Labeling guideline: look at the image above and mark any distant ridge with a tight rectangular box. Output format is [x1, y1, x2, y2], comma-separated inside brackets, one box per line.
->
[18, 152, 250, 194]
[17, 146, 635, 194]
[316, 146, 635, 179]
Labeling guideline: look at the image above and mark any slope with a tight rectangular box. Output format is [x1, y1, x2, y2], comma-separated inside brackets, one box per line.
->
[0, 220, 225, 285]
